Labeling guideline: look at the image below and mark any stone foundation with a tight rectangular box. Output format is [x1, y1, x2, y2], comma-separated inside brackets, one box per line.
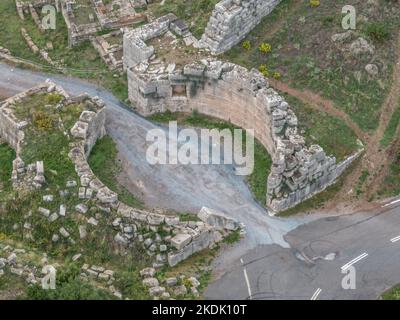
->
[126, 55, 360, 213]
[200, 0, 282, 55]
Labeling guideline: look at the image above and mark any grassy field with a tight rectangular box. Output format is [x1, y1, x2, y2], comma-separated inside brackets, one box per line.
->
[284, 94, 359, 162]
[88, 136, 144, 208]
[223, 0, 400, 133]
[148, 110, 272, 206]
[0, 0, 128, 102]
[0, 143, 15, 197]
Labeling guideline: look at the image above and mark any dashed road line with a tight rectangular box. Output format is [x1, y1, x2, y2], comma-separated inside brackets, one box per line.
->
[241, 258, 252, 299]
[310, 288, 322, 300]
[341, 252, 368, 271]
[390, 235, 400, 243]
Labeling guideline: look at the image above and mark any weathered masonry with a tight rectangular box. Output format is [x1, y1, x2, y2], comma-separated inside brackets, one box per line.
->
[200, 0, 282, 55]
[123, 17, 360, 213]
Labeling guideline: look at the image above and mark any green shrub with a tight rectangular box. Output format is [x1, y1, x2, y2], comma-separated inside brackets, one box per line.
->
[259, 42, 272, 54]
[364, 22, 390, 42]
[33, 111, 53, 131]
[242, 40, 251, 50]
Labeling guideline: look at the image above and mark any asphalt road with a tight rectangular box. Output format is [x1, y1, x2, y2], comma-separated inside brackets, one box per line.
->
[205, 202, 400, 300]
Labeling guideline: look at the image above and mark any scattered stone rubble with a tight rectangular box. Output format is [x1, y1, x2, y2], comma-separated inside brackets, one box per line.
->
[139, 266, 201, 299]
[200, 0, 283, 55]
[91, 30, 124, 71]
[0, 244, 53, 287]
[123, 13, 200, 71]
[60, 0, 145, 47]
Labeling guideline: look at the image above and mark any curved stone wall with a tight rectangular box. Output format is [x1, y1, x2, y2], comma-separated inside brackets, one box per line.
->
[127, 59, 359, 212]
[200, 0, 282, 55]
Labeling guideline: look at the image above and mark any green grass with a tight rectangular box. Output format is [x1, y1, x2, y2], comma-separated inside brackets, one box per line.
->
[382, 285, 400, 300]
[223, 229, 241, 244]
[381, 100, 400, 147]
[0, 143, 15, 194]
[283, 94, 359, 162]
[88, 136, 144, 208]
[148, 110, 272, 206]
[223, 0, 400, 133]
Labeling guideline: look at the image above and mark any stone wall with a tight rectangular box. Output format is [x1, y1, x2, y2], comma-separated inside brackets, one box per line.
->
[200, 0, 282, 55]
[70, 99, 107, 157]
[123, 14, 177, 70]
[127, 58, 360, 213]
[67, 93, 235, 267]
[0, 81, 68, 154]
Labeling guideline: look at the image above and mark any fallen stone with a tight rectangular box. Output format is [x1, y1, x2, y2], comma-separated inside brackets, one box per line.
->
[188, 276, 200, 288]
[198, 207, 239, 231]
[59, 227, 70, 238]
[78, 225, 87, 239]
[72, 253, 82, 261]
[143, 277, 159, 287]
[38, 207, 50, 217]
[170, 233, 192, 250]
[48, 212, 59, 222]
[140, 267, 156, 278]
[88, 217, 99, 226]
[172, 284, 187, 296]
[66, 180, 77, 188]
[59, 204, 66, 216]
[166, 277, 177, 287]
[149, 286, 165, 296]
[75, 204, 88, 214]
[43, 195, 54, 202]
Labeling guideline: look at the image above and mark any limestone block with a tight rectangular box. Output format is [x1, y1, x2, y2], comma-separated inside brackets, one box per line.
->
[197, 207, 239, 231]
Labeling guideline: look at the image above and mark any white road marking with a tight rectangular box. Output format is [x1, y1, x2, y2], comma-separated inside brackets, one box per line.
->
[310, 288, 322, 300]
[390, 235, 400, 243]
[240, 258, 252, 299]
[382, 198, 400, 207]
[341, 252, 368, 271]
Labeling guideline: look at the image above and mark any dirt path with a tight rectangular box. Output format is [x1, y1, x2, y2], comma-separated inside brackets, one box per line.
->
[363, 34, 400, 197]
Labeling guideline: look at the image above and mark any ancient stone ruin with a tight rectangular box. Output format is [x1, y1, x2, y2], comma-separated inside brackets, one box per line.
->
[123, 18, 361, 213]
[0, 81, 237, 267]
[200, 0, 283, 55]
